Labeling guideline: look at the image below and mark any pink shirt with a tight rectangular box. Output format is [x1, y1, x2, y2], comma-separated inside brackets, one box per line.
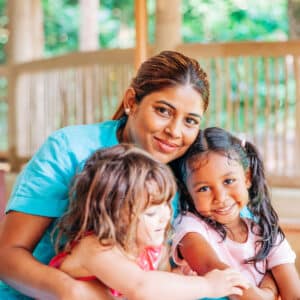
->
[172, 213, 296, 286]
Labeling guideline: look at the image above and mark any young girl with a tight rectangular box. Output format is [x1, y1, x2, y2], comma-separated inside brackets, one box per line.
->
[171, 127, 300, 300]
[49, 143, 249, 300]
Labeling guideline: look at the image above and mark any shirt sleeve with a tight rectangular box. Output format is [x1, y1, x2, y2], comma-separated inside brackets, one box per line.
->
[267, 236, 296, 269]
[6, 130, 76, 217]
[171, 214, 209, 266]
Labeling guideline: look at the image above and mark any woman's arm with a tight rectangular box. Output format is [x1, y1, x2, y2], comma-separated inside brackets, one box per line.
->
[271, 263, 300, 300]
[179, 232, 278, 300]
[72, 235, 249, 300]
[0, 212, 104, 300]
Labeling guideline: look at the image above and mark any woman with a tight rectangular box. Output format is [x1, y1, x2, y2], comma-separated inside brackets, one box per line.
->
[0, 51, 209, 299]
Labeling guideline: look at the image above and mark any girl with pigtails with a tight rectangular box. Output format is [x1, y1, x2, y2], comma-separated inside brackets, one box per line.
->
[170, 127, 300, 300]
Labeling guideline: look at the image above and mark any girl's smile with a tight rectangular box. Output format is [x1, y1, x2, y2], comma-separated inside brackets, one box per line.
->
[186, 152, 251, 229]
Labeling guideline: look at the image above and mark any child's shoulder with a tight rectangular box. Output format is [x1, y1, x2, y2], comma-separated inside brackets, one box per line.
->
[173, 212, 211, 232]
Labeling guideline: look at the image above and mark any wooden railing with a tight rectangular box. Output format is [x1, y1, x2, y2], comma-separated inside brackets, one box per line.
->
[177, 41, 300, 187]
[2, 41, 300, 187]
[7, 48, 135, 167]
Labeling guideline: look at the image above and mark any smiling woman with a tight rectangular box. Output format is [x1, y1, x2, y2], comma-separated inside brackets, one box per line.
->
[0, 50, 212, 299]
[121, 85, 204, 163]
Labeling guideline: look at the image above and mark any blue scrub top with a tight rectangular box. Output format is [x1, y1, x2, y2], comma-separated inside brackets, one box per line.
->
[0, 117, 251, 299]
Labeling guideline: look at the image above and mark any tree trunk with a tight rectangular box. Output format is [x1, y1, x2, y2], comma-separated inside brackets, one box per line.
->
[288, 0, 300, 39]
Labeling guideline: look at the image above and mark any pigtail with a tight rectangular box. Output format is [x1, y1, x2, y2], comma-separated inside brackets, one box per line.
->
[244, 140, 285, 270]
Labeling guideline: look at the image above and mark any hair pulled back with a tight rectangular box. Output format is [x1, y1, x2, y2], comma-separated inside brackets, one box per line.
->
[113, 50, 209, 119]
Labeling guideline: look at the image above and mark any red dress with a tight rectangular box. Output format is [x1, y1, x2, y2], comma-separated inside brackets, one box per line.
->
[49, 243, 163, 297]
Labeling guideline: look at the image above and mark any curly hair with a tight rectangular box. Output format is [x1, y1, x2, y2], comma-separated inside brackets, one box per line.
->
[55, 144, 177, 254]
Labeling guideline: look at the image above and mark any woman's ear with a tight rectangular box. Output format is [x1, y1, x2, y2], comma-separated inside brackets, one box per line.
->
[245, 168, 252, 189]
[123, 87, 137, 114]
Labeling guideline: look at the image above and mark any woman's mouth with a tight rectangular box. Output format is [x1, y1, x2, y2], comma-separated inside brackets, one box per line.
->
[154, 137, 180, 154]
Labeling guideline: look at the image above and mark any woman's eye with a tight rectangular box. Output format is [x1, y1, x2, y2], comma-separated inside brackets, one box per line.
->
[155, 106, 172, 117]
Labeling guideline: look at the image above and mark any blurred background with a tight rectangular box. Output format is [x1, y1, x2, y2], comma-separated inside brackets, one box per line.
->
[0, 0, 299, 270]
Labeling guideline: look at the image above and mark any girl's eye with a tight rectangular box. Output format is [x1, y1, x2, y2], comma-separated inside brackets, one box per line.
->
[155, 106, 172, 117]
[145, 212, 156, 217]
[185, 117, 200, 127]
[224, 178, 235, 185]
[197, 186, 210, 192]
[144, 207, 157, 217]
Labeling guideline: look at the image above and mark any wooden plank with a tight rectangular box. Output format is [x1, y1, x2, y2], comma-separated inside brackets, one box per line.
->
[0, 170, 6, 219]
[295, 56, 300, 170]
[177, 40, 300, 58]
[13, 49, 135, 74]
[134, 0, 148, 71]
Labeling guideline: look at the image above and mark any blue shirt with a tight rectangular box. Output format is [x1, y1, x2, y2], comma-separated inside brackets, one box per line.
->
[0, 118, 251, 299]
[0, 119, 126, 299]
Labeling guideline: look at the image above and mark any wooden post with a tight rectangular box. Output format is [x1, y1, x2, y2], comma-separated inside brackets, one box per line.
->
[0, 170, 6, 219]
[288, 0, 300, 39]
[155, 0, 182, 54]
[295, 56, 300, 170]
[79, 0, 100, 51]
[6, 0, 44, 171]
[134, 0, 148, 71]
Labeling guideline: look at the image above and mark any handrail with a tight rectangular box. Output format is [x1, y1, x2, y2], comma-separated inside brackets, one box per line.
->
[177, 40, 300, 58]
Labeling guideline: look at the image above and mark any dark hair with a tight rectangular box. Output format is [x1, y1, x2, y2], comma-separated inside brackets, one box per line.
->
[113, 50, 209, 119]
[171, 127, 284, 273]
[55, 144, 177, 253]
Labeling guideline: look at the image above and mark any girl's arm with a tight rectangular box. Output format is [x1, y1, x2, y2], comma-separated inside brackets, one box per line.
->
[271, 263, 300, 300]
[179, 232, 278, 300]
[0, 212, 106, 300]
[73, 235, 249, 300]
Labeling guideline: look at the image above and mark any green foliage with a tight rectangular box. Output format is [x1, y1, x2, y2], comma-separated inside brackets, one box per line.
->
[182, 0, 288, 42]
[42, 0, 79, 56]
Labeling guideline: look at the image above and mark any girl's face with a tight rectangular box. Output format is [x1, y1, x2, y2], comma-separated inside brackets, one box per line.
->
[186, 152, 251, 228]
[122, 85, 205, 163]
[136, 202, 171, 248]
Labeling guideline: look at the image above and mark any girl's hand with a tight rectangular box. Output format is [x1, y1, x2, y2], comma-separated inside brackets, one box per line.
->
[204, 268, 250, 298]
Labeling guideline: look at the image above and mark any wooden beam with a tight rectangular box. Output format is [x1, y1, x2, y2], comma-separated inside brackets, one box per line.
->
[134, 0, 148, 71]
[0, 170, 6, 219]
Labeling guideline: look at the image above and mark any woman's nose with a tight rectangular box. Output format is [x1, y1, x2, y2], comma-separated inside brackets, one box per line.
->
[165, 119, 182, 138]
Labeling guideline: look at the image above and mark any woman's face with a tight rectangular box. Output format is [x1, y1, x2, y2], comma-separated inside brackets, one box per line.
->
[123, 85, 205, 163]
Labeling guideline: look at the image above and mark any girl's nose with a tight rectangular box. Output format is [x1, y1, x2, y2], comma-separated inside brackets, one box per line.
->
[160, 205, 171, 223]
[213, 188, 227, 204]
